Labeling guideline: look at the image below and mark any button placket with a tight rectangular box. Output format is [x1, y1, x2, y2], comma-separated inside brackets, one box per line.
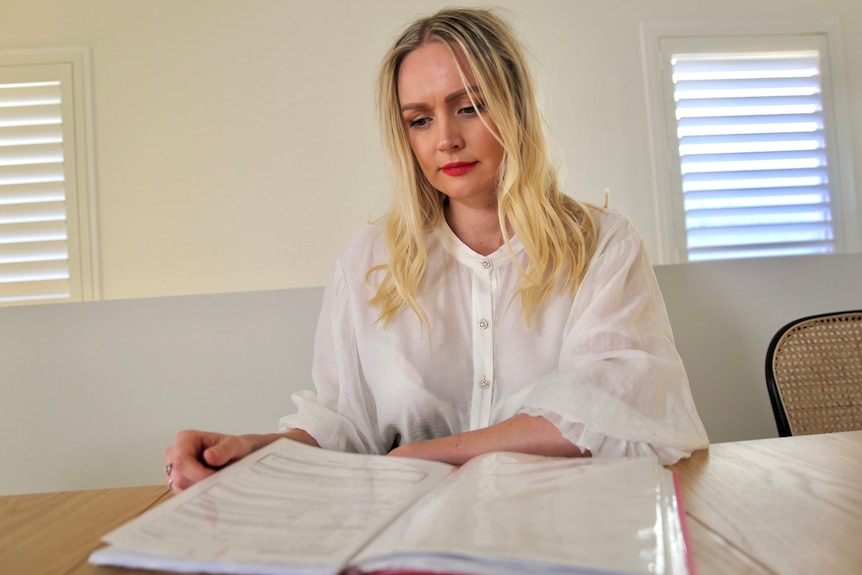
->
[475, 260, 493, 393]
[469, 258, 496, 430]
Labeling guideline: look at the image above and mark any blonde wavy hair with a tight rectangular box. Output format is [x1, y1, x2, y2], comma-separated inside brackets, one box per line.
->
[370, 7, 597, 329]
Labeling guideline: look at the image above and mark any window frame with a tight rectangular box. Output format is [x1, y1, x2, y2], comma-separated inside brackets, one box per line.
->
[0, 46, 100, 305]
[641, 20, 858, 264]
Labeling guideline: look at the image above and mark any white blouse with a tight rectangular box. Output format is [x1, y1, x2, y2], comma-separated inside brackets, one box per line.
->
[279, 208, 709, 465]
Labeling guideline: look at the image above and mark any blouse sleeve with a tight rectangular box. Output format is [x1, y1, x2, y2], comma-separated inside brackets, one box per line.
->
[278, 257, 390, 454]
[519, 214, 709, 465]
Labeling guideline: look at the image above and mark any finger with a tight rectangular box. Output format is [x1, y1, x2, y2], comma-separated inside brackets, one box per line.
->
[168, 430, 223, 483]
[168, 472, 199, 494]
[201, 435, 249, 468]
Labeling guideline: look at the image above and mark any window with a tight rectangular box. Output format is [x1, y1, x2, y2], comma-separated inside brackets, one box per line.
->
[0, 47, 98, 305]
[642, 24, 858, 263]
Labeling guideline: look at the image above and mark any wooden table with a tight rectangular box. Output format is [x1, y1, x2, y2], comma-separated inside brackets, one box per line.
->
[671, 429, 862, 575]
[0, 484, 171, 575]
[2, 430, 861, 575]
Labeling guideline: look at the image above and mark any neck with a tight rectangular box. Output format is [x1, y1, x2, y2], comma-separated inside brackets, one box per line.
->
[444, 201, 509, 256]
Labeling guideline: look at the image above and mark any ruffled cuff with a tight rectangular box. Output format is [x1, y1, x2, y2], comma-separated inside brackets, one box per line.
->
[278, 390, 376, 454]
[521, 406, 690, 465]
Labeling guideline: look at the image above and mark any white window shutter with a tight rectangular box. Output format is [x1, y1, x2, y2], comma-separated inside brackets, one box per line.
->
[671, 50, 835, 261]
[642, 24, 858, 264]
[0, 48, 97, 305]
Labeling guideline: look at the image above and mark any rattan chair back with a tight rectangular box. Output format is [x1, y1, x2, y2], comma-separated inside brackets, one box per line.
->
[765, 310, 862, 436]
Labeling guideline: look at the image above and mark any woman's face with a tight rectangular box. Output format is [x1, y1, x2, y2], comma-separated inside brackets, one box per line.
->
[397, 41, 505, 210]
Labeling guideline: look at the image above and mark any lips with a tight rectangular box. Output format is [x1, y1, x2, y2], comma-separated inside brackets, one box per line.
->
[440, 161, 478, 176]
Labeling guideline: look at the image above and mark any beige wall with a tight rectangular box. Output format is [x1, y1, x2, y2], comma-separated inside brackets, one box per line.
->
[1, 0, 859, 300]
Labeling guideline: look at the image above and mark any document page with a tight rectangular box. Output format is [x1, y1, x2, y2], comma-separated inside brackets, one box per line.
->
[90, 439, 453, 575]
[352, 452, 689, 575]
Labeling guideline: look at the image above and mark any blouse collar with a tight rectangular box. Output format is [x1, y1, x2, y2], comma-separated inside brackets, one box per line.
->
[432, 218, 525, 271]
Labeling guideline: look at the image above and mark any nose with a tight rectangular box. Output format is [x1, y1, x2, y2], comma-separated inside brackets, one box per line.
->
[437, 117, 464, 152]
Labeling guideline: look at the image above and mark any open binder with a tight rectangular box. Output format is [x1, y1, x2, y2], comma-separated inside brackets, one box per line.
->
[90, 439, 693, 575]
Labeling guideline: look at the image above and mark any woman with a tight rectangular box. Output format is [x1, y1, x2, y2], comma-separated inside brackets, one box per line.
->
[165, 7, 708, 493]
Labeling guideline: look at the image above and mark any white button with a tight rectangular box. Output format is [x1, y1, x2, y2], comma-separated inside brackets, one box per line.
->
[480, 258, 492, 270]
[479, 377, 490, 389]
[479, 319, 489, 330]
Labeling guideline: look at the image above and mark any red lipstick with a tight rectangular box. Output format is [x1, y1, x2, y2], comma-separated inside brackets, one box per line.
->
[440, 161, 478, 176]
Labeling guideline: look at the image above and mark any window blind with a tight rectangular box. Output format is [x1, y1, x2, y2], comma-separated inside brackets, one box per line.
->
[671, 50, 835, 261]
[0, 80, 72, 303]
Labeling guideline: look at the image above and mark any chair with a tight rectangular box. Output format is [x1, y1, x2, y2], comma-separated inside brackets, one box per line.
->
[765, 310, 862, 436]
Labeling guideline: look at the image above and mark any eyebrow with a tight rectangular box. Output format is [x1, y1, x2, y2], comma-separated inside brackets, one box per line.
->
[399, 86, 482, 113]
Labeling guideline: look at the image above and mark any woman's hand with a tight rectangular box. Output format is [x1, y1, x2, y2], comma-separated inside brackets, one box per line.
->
[164, 428, 319, 493]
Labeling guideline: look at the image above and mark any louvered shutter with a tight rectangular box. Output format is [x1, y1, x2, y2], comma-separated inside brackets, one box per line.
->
[670, 50, 835, 261]
[0, 56, 90, 304]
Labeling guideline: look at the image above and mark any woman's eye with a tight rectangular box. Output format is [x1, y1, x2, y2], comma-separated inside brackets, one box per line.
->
[460, 102, 485, 115]
[408, 117, 430, 129]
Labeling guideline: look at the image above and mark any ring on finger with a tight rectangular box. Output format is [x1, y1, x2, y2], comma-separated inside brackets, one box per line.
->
[165, 462, 172, 477]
